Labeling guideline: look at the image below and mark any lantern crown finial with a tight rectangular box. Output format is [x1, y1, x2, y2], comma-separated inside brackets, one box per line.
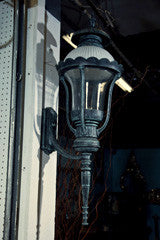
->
[89, 15, 96, 28]
[71, 28, 111, 49]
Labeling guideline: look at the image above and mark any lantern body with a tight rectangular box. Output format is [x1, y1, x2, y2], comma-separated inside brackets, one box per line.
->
[64, 67, 114, 111]
[57, 30, 123, 226]
[62, 44, 118, 125]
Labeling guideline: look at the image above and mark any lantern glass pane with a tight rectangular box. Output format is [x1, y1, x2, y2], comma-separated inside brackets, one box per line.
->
[64, 68, 81, 110]
[85, 68, 113, 110]
[64, 67, 114, 111]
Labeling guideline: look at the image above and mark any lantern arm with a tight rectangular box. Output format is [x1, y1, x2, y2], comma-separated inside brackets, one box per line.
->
[40, 107, 81, 160]
[50, 136, 81, 160]
[97, 73, 121, 136]
[61, 77, 76, 134]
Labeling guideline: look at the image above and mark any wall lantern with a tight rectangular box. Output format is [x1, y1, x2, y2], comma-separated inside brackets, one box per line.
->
[41, 25, 123, 225]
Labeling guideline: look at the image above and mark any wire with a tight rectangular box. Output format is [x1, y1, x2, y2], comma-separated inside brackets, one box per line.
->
[69, 0, 144, 79]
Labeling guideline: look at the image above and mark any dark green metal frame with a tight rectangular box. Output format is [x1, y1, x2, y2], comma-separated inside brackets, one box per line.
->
[41, 29, 123, 225]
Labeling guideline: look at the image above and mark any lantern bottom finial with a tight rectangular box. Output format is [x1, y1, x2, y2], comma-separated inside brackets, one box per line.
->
[81, 153, 92, 225]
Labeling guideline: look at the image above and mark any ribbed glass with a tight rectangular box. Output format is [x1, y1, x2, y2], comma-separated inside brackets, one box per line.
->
[65, 46, 114, 62]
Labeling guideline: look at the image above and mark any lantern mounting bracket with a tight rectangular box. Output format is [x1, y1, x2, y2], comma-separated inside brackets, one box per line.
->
[40, 107, 57, 155]
[40, 107, 81, 160]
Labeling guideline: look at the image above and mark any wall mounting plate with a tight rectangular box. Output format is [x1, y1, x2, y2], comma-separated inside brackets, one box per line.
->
[41, 107, 57, 155]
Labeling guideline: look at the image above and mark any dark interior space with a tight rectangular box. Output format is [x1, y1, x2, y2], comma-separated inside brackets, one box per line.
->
[55, 1, 160, 239]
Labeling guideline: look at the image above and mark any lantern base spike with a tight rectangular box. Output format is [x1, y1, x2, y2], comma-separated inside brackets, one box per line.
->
[81, 153, 92, 225]
[82, 206, 89, 225]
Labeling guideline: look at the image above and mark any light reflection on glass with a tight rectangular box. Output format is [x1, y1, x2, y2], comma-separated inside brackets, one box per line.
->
[64, 67, 114, 111]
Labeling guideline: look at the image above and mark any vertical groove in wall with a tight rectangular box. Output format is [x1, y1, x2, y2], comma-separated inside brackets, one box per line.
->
[9, 0, 28, 239]
[36, 9, 47, 240]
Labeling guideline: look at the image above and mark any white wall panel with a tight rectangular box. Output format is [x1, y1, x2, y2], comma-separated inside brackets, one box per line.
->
[39, 11, 60, 240]
[0, 1, 16, 239]
[17, 2, 45, 240]
[17, 1, 60, 240]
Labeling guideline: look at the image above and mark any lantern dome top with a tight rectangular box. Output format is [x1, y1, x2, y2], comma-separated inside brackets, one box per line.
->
[58, 27, 122, 75]
[64, 28, 114, 62]
[65, 45, 114, 62]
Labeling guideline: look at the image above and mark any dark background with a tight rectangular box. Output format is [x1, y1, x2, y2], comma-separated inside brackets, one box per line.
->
[55, 1, 160, 239]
